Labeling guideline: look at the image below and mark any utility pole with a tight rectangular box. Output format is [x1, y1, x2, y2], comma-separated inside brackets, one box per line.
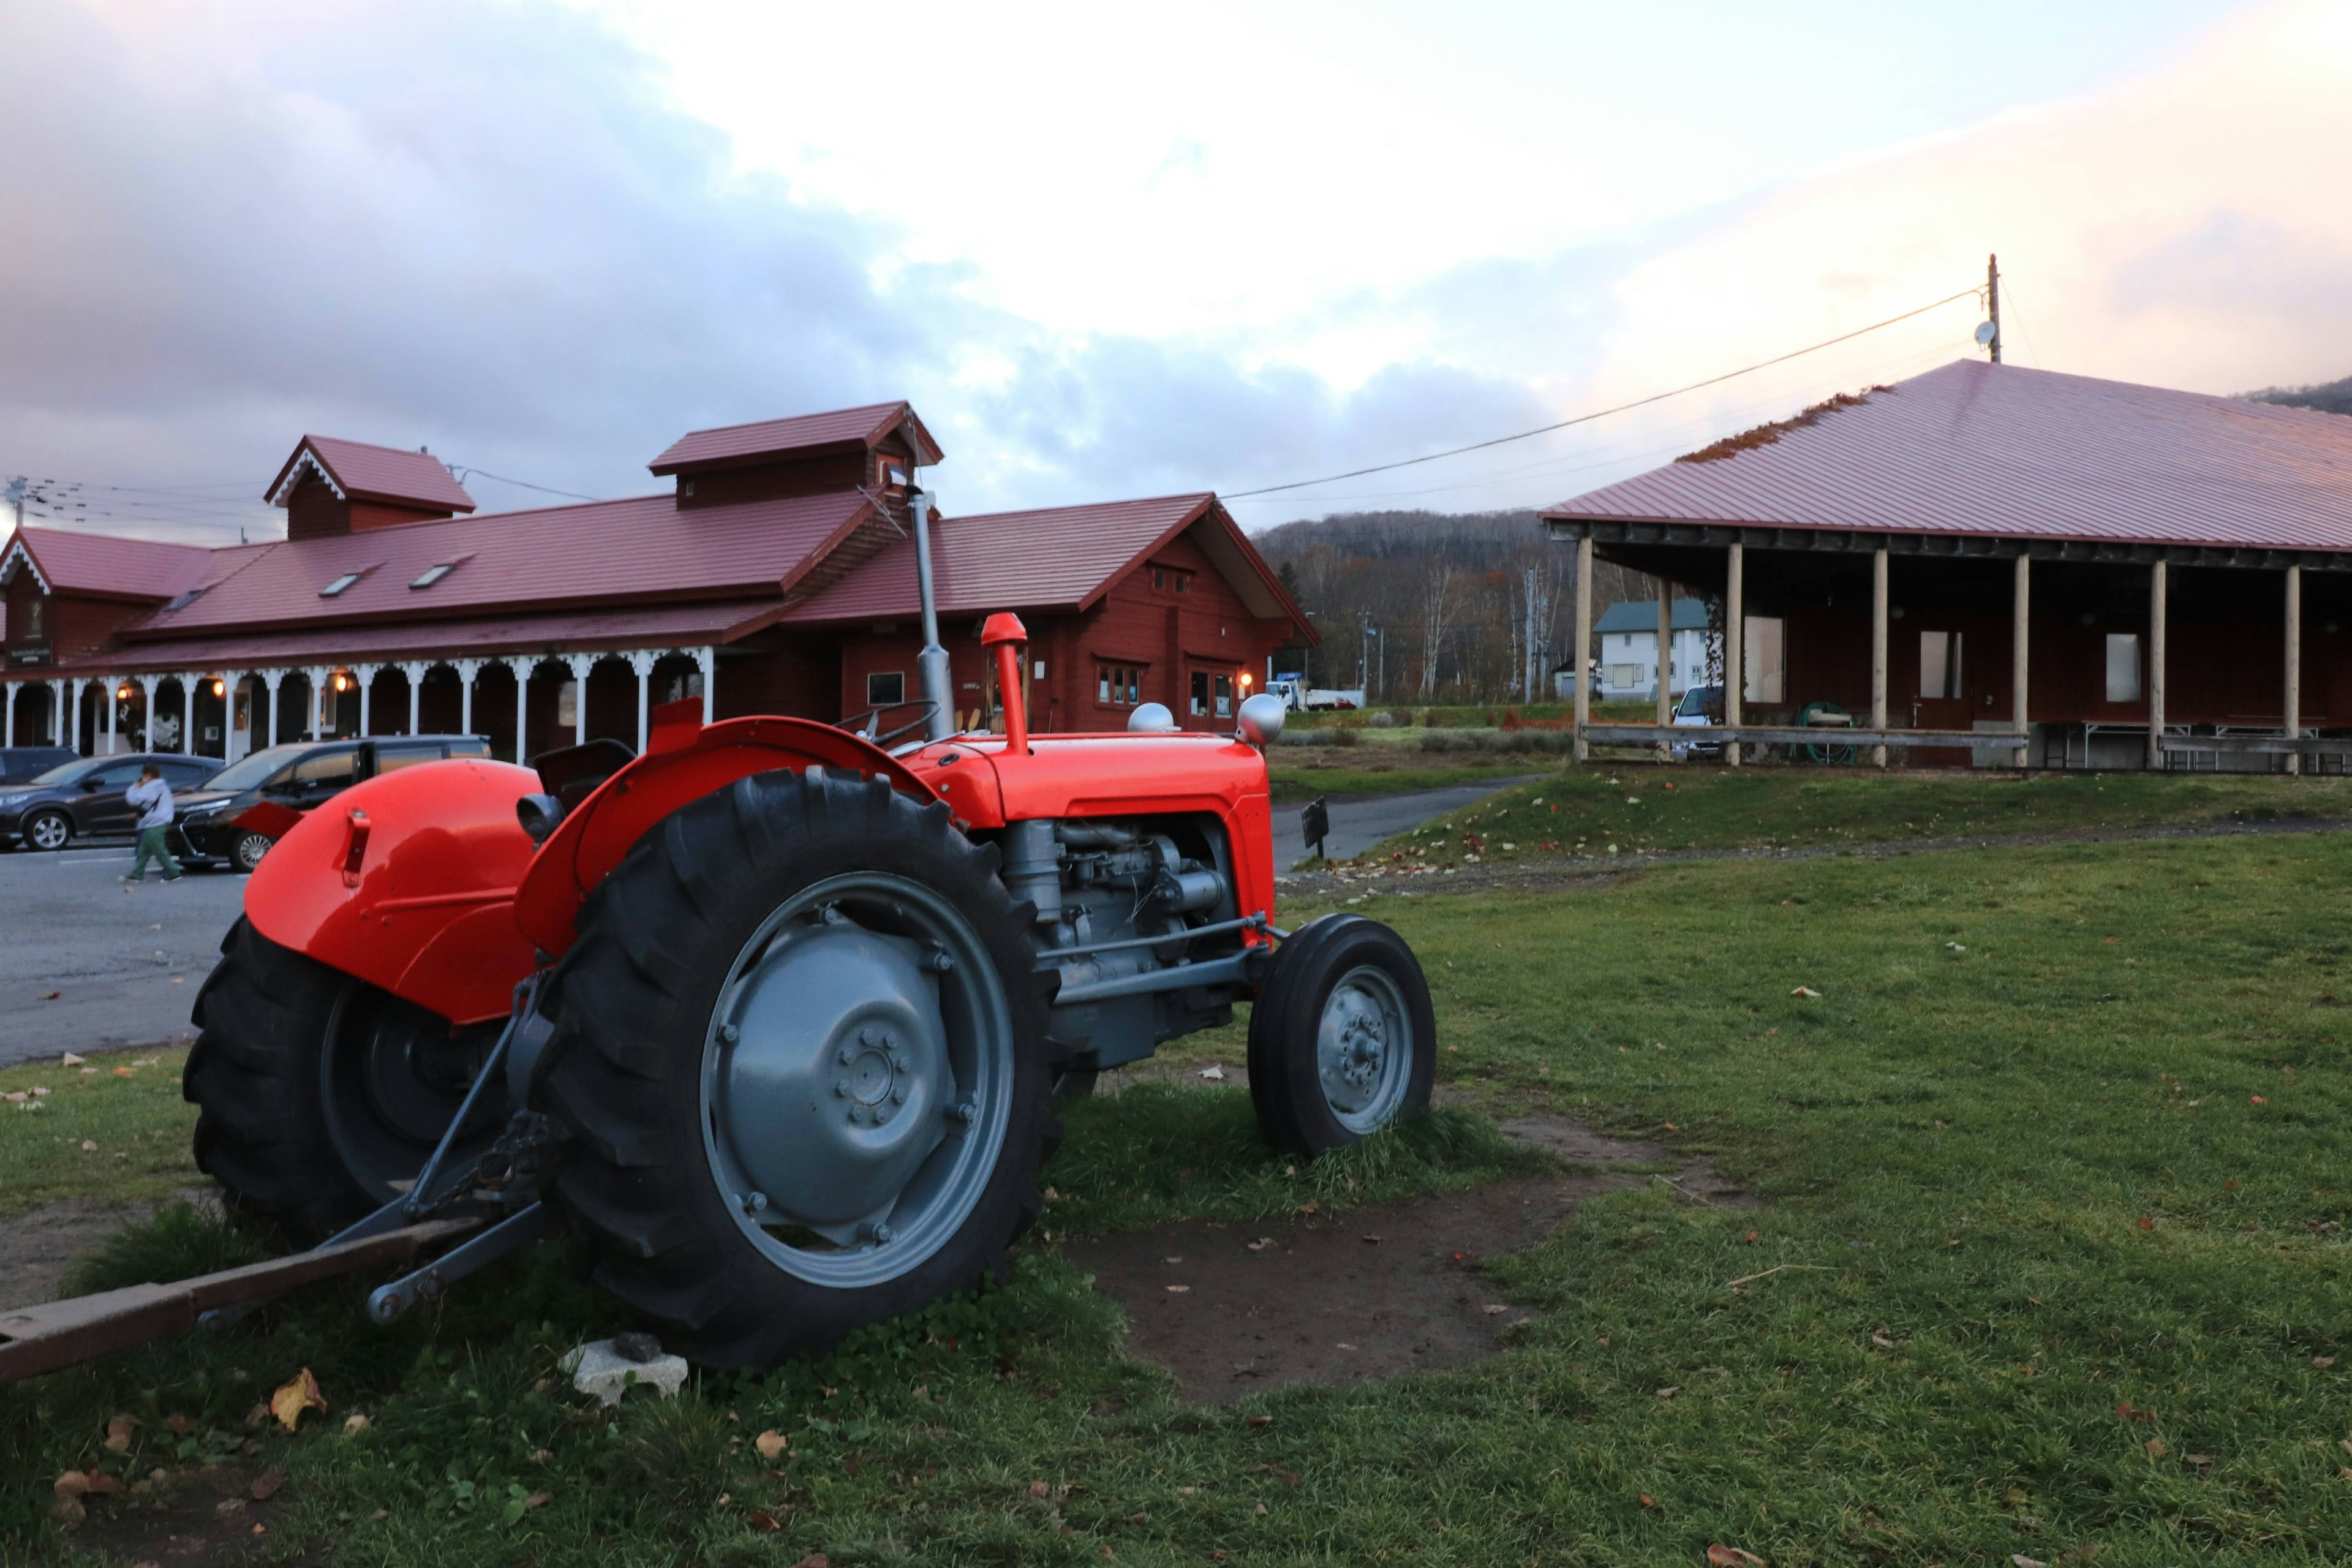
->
[1986, 253, 2002, 365]
[1523, 567, 1540, 702]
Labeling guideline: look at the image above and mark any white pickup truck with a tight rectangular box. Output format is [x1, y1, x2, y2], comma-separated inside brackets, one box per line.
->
[1268, 677, 1366, 712]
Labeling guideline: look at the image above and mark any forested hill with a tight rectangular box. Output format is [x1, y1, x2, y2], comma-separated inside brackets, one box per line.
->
[2248, 375, 2352, 417]
[1248, 508, 1656, 702]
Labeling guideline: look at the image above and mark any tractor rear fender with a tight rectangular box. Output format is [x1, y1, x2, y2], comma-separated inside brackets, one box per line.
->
[510, 704, 940, 959]
[243, 757, 547, 1027]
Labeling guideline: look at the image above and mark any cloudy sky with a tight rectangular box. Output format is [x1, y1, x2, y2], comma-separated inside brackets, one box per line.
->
[3, 0, 2348, 543]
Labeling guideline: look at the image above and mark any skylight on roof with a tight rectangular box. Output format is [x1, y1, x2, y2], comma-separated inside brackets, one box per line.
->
[320, 572, 364, 598]
[164, 587, 206, 612]
[410, 562, 458, 589]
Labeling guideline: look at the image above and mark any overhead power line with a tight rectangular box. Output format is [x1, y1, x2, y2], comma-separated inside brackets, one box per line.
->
[451, 466, 603, 503]
[1221, 286, 1984, 500]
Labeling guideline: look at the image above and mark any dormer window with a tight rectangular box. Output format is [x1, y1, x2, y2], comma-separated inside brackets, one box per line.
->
[320, 571, 364, 598]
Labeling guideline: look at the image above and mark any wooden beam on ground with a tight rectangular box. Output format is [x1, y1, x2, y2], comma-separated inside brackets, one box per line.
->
[1580, 723, 2027, 750]
[2148, 561, 2168, 771]
[0, 1218, 480, 1383]
[1870, 546, 1890, 769]
[2013, 551, 2031, 769]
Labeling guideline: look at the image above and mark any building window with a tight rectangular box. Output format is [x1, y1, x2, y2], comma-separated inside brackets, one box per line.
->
[320, 571, 363, 598]
[1919, 630, 1964, 699]
[2105, 633, 2142, 703]
[1153, 569, 1167, 590]
[867, 671, 906, 707]
[1189, 671, 1209, 717]
[1175, 573, 1190, 593]
[24, 597, 43, 638]
[1098, 665, 1143, 706]
[1214, 674, 1234, 717]
[557, 680, 578, 728]
[1743, 616, 1785, 703]
[1607, 663, 1640, 689]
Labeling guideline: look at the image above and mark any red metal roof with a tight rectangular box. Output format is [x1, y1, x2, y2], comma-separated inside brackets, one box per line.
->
[268, 435, 477, 513]
[1544, 360, 2352, 552]
[124, 489, 873, 639]
[648, 401, 944, 475]
[49, 600, 775, 675]
[779, 493, 1303, 632]
[1, 526, 225, 602]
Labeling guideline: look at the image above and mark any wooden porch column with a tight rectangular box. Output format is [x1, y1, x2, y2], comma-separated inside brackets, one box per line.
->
[1572, 533, 1593, 763]
[2011, 551, 2031, 769]
[1724, 544, 1745, 767]
[2285, 565, 2302, 777]
[1655, 582, 1674, 761]
[2147, 561, 2168, 771]
[1869, 545, 1889, 769]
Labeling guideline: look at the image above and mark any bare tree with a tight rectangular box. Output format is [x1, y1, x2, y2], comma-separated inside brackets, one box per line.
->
[1418, 565, 1455, 697]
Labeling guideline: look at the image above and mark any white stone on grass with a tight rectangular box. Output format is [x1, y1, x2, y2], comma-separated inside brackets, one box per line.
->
[562, 1339, 689, 1407]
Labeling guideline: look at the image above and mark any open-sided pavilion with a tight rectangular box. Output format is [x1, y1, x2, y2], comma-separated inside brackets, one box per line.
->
[1544, 361, 2352, 771]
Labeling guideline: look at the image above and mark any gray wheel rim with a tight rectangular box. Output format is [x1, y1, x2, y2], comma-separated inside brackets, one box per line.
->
[28, 814, 67, 850]
[1316, 962, 1412, 1135]
[235, 832, 271, 871]
[700, 871, 1015, 1289]
[317, 983, 504, 1200]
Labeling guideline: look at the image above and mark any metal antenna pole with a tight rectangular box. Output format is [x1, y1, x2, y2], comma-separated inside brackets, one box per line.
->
[910, 485, 954, 741]
[1987, 254, 2002, 365]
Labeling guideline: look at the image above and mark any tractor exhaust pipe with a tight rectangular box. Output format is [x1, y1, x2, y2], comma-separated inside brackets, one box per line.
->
[910, 486, 954, 742]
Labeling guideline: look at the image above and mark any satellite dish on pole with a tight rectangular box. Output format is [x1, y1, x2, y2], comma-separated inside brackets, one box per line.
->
[1974, 320, 1998, 347]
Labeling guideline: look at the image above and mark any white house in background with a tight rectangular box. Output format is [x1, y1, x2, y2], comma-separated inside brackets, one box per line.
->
[1581, 597, 1720, 702]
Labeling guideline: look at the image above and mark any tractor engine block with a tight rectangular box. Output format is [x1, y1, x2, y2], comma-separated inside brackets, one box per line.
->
[998, 815, 1242, 1072]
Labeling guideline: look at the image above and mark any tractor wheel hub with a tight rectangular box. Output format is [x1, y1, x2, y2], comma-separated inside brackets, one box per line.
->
[711, 922, 948, 1234]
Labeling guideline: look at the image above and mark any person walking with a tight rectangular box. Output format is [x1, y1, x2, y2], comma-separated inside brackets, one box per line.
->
[123, 763, 183, 884]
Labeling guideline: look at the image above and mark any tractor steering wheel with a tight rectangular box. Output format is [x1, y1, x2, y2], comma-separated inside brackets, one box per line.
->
[837, 699, 941, 749]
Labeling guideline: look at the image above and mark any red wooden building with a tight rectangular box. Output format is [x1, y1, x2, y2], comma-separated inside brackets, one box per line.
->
[0, 402, 1310, 761]
[1545, 361, 2352, 771]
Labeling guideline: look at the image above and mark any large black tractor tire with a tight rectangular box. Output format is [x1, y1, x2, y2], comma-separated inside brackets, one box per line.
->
[184, 918, 505, 1242]
[1247, 914, 1437, 1156]
[533, 769, 1059, 1370]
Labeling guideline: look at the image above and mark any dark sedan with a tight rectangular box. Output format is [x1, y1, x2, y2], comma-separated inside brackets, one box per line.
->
[0, 753, 223, 851]
[0, 746, 77, 784]
[173, 734, 492, 871]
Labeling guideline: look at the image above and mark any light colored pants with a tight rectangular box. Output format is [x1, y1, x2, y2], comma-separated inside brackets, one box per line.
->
[130, 827, 181, 881]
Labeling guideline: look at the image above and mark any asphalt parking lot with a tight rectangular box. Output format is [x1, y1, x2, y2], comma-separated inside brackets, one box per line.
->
[0, 845, 248, 1067]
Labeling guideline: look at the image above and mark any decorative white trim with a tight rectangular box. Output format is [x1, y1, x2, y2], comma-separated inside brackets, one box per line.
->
[0, 536, 50, 592]
[268, 446, 347, 508]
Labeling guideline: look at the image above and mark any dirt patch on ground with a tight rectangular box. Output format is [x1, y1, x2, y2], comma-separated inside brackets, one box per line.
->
[1, 1188, 213, 1311]
[1066, 1115, 1749, 1402]
[55, 1456, 311, 1566]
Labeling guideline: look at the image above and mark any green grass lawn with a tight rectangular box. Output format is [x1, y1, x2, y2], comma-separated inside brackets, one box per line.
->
[1368, 765, 2352, 867]
[1267, 752, 1550, 802]
[0, 1047, 198, 1218]
[10, 829, 2352, 1564]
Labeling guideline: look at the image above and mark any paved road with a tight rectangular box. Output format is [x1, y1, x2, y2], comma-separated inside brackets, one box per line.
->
[0, 845, 248, 1067]
[1271, 775, 1540, 869]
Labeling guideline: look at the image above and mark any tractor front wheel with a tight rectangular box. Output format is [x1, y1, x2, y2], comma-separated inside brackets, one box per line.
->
[1247, 914, 1436, 1155]
[533, 770, 1057, 1369]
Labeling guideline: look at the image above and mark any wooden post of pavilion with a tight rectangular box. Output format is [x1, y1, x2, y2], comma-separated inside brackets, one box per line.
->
[1655, 583, 1674, 761]
[2011, 551, 2030, 769]
[2147, 560, 2168, 771]
[1724, 544, 1744, 767]
[1573, 533, 1593, 763]
[2285, 565, 2302, 777]
[1869, 545, 1890, 769]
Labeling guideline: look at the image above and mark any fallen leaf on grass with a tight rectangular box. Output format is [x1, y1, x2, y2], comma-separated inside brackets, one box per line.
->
[1166, 1284, 1191, 1294]
[2013, 1557, 2045, 1568]
[745, 1510, 783, 1531]
[167, 1414, 192, 1436]
[1638, 1494, 1657, 1508]
[342, 1414, 370, 1435]
[1481, 1303, 1509, 1315]
[2251, 1095, 2268, 1105]
[1871, 1331, 1895, 1349]
[1, 1091, 23, 1103]
[2315, 1356, 2335, 1368]
[524, 1491, 552, 1511]
[250, 1468, 286, 1502]
[48, 1496, 84, 1527]
[2145, 1438, 2167, 1457]
[80, 1139, 97, 1152]
[214, 1498, 246, 1517]
[755, 1429, 788, 1460]
[1245, 1237, 1275, 1252]
[112, 1066, 135, 1077]
[2184, 1453, 2214, 1472]
[104, 1414, 137, 1451]
[1707, 1548, 1765, 1567]
[1197, 1065, 1224, 1080]
[1790, 986, 1821, 998]
[83, 1472, 123, 1496]
[790, 1556, 829, 1568]
[1655, 1387, 1679, 1399]
[1360, 1234, 1382, 1245]
[53, 1472, 92, 1498]
[271, 1368, 327, 1431]
[1030, 1480, 1050, 1498]
[61, 1051, 83, 1064]
[1246, 1415, 1272, 1428]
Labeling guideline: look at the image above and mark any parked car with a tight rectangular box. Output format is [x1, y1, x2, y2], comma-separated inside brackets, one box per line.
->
[0, 753, 223, 851]
[0, 746, 78, 785]
[1669, 684, 1725, 760]
[173, 735, 493, 872]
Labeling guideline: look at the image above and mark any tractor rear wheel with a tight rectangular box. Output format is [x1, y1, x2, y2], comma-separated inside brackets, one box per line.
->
[1246, 914, 1436, 1155]
[533, 770, 1057, 1369]
[184, 918, 507, 1241]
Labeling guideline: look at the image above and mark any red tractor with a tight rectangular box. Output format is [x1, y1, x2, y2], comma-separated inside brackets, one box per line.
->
[176, 496, 1436, 1369]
